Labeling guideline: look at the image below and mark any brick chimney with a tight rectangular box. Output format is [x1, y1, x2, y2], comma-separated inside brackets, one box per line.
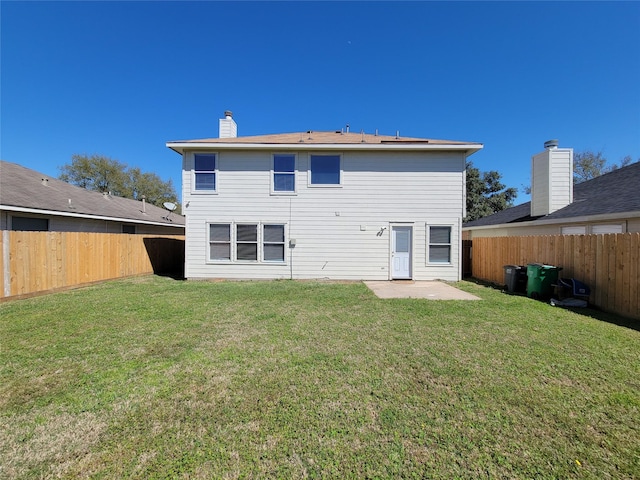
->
[530, 140, 573, 217]
[219, 110, 237, 138]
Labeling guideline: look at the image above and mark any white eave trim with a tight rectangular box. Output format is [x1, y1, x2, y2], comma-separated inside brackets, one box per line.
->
[462, 210, 640, 231]
[167, 141, 483, 155]
[0, 205, 185, 229]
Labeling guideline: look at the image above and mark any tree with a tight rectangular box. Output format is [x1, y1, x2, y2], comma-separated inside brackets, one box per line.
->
[522, 151, 637, 193]
[465, 160, 517, 222]
[59, 154, 178, 208]
[574, 150, 633, 183]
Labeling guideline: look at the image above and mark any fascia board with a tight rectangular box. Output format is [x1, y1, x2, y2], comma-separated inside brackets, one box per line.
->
[0, 205, 185, 228]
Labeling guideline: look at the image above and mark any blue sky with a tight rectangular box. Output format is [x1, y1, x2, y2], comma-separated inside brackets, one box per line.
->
[2, 1, 639, 203]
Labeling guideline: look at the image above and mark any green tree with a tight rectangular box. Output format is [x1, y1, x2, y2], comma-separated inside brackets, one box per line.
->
[465, 160, 517, 222]
[574, 151, 633, 183]
[59, 154, 178, 208]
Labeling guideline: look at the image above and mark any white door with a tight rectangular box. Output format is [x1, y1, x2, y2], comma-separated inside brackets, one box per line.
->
[391, 226, 412, 279]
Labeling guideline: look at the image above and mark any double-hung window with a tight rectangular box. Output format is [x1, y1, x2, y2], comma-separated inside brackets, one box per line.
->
[263, 225, 285, 262]
[236, 224, 258, 261]
[207, 222, 286, 263]
[194, 153, 216, 191]
[209, 224, 231, 261]
[310, 154, 341, 185]
[273, 154, 296, 193]
[428, 226, 452, 264]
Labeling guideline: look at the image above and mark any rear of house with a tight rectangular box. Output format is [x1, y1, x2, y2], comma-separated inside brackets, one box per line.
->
[168, 113, 482, 281]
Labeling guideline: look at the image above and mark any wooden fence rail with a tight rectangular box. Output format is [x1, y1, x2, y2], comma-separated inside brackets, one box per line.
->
[471, 233, 639, 320]
[1, 231, 185, 299]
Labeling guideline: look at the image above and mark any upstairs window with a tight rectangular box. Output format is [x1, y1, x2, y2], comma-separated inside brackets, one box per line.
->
[310, 154, 341, 185]
[272, 154, 296, 193]
[194, 153, 216, 191]
[428, 226, 452, 264]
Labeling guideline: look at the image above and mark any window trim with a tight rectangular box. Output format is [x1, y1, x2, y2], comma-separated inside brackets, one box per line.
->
[235, 223, 259, 262]
[271, 153, 297, 195]
[206, 221, 287, 265]
[308, 153, 343, 187]
[192, 152, 218, 194]
[208, 223, 232, 262]
[263, 224, 286, 263]
[427, 224, 453, 265]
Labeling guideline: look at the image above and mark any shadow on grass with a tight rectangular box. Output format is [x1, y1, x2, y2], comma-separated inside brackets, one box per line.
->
[466, 277, 640, 333]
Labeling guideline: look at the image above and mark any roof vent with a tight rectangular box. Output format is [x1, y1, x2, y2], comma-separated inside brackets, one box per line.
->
[544, 139, 559, 150]
[41, 178, 49, 186]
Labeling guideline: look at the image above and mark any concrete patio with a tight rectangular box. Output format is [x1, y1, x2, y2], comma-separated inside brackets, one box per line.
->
[364, 280, 481, 300]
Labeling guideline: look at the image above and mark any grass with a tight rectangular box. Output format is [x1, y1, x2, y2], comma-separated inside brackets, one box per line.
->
[1, 276, 638, 479]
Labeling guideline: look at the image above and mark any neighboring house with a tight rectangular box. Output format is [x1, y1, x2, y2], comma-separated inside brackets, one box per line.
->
[0, 161, 185, 235]
[463, 141, 640, 238]
[167, 112, 483, 281]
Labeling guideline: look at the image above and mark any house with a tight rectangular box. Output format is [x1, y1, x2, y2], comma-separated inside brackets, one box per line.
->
[463, 141, 640, 238]
[167, 112, 483, 281]
[0, 161, 185, 235]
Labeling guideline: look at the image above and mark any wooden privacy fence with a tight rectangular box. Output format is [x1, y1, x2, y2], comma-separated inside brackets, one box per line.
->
[471, 233, 640, 320]
[1, 231, 185, 299]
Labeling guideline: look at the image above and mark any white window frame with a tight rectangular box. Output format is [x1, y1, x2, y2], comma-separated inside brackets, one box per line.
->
[308, 153, 343, 187]
[263, 224, 286, 263]
[208, 223, 232, 262]
[271, 154, 297, 195]
[236, 223, 259, 262]
[192, 153, 218, 194]
[427, 224, 454, 265]
[206, 222, 287, 264]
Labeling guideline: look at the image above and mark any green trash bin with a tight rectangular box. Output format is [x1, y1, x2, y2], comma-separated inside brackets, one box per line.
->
[527, 263, 562, 299]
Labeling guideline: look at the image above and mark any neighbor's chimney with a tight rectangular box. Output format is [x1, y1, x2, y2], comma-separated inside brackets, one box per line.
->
[219, 110, 237, 138]
[530, 139, 573, 217]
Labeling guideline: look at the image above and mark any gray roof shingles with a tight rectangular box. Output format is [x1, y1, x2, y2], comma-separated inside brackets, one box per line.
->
[0, 161, 184, 227]
[464, 161, 640, 227]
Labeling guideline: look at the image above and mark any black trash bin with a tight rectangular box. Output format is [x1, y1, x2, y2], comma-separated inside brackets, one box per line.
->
[503, 265, 527, 293]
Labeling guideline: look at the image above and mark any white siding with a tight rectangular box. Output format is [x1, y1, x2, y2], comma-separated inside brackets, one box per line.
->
[182, 150, 466, 281]
[531, 148, 573, 217]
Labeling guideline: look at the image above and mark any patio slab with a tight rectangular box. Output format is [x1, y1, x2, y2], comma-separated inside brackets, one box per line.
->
[364, 280, 481, 300]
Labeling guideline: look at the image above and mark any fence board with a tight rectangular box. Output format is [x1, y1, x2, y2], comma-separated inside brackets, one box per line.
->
[1, 232, 184, 300]
[471, 233, 640, 320]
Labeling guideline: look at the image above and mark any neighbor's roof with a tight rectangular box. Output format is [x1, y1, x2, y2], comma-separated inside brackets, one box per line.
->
[464, 161, 640, 228]
[0, 161, 185, 228]
[167, 131, 483, 154]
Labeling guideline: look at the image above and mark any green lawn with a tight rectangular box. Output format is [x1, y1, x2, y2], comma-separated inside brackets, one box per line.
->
[1, 276, 638, 479]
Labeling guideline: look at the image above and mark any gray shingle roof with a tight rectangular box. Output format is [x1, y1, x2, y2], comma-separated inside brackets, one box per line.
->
[0, 161, 184, 228]
[464, 161, 640, 227]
